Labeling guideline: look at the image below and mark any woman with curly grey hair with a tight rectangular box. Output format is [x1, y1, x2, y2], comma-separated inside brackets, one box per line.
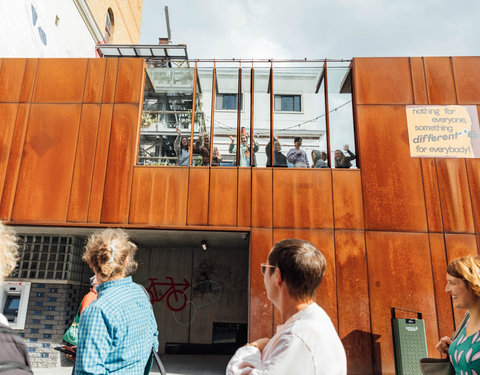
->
[0, 222, 32, 373]
[436, 256, 480, 374]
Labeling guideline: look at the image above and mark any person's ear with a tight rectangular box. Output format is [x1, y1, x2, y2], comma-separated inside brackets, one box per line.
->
[275, 267, 282, 286]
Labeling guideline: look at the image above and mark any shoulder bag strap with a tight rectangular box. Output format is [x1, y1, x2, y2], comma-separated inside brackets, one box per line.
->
[452, 312, 470, 341]
[152, 349, 166, 375]
[139, 284, 167, 375]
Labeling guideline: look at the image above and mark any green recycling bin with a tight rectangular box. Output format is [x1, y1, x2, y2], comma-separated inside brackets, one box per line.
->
[391, 307, 428, 375]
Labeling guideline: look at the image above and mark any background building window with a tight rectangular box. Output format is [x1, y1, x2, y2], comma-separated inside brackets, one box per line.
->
[216, 93, 242, 111]
[104, 8, 114, 43]
[274, 94, 301, 112]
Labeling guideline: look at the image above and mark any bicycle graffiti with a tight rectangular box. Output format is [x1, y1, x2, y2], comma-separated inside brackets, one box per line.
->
[173, 279, 222, 326]
[146, 277, 190, 312]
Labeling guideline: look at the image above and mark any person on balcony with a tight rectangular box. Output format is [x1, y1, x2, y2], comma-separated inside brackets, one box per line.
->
[266, 136, 288, 167]
[311, 150, 328, 168]
[174, 127, 190, 166]
[287, 137, 309, 168]
[226, 239, 347, 375]
[194, 133, 222, 166]
[229, 134, 259, 167]
[334, 145, 356, 168]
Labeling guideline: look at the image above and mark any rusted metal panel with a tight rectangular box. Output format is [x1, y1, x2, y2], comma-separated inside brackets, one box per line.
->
[186, 168, 210, 225]
[0, 59, 27, 102]
[436, 159, 475, 233]
[32, 59, 87, 103]
[353, 57, 413, 105]
[249, 228, 274, 340]
[336, 230, 372, 375]
[208, 168, 238, 226]
[12, 104, 82, 222]
[129, 167, 189, 225]
[67, 104, 101, 222]
[252, 168, 272, 228]
[101, 104, 140, 223]
[357, 105, 428, 231]
[273, 169, 333, 229]
[332, 170, 364, 229]
[452, 57, 480, 104]
[424, 57, 457, 105]
[365, 231, 439, 375]
[421, 159, 444, 232]
[410, 57, 428, 104]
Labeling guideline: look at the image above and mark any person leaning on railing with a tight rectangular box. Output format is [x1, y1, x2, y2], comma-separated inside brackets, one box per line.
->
[334, 145, 356, 168]
[266, 136, 287, 168]
[194, 132, 222, 166]
[0, 222, 33, 374]
[287, 137, 309, 168]
[229, 134, 259, 167]
[174, 127, 190, 166]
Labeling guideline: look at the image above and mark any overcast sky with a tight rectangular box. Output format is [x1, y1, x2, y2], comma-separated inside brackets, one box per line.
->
[140, 0, 480, 59]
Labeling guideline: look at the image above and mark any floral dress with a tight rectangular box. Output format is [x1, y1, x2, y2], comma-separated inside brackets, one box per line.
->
[449, 320, 480, 375]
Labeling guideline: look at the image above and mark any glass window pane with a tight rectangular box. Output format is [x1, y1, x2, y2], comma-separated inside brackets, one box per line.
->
[213, 67, 238, 167]
[193, 67, 214, 166]
[327, 63, 356, 168]
[138, 67, 195, 166]
[252, 67, 270, 168]
[273, 65, 326, 168]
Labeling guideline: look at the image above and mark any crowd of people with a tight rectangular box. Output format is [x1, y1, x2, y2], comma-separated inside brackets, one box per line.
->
[174, 128, 356, 168]
[5, 221, 479, 374]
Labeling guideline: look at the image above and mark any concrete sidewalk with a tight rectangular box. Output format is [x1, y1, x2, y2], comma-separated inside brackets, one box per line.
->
[33, 354, 229, 375]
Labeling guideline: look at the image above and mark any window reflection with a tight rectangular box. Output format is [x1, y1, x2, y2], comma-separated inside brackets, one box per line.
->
[212, 68, 238, 166]
[137, 61, 356, 169]
[138, 67, 197, 166]
[193, 68, 214, 166]
[273, 66, 326, 168]
[327, 64, 356, 168]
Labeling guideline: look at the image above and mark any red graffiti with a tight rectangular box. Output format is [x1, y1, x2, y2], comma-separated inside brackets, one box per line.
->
[146, 277, 190, 312]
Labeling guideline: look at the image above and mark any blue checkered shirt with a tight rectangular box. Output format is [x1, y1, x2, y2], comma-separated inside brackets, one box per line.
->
[75, 276, 158, 374]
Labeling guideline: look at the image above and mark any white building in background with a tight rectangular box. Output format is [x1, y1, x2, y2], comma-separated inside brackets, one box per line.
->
[138, 66, 353, 167]
[0, 0, 103, 57]
[0, 0, 143, 58]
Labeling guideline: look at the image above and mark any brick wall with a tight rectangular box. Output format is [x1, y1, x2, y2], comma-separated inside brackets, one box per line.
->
[19, 282, 88, 367]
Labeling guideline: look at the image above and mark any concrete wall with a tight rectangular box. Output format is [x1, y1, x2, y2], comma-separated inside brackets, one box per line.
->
[133, 245, 248, 353]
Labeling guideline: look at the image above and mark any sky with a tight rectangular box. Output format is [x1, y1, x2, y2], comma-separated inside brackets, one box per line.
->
[140, 0, 480, 60]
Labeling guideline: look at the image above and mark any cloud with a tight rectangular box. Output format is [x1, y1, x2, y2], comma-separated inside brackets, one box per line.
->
[141, 0, 480, 58]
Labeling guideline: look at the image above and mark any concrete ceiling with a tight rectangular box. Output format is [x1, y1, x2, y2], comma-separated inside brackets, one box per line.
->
[11, 226, 250, 250]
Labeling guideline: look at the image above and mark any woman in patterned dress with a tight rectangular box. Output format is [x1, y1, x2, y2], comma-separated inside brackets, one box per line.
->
[436, 256, 480, 374]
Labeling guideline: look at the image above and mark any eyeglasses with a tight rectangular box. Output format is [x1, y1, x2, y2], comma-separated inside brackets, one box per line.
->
[261, 263, 276, 274]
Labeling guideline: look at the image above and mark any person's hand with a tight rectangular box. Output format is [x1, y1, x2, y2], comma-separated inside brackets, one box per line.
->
[229, 135, 235, 143]
[274, 135, 279, 142]
[64, 345, 77, 363]
[343, 144, 349, 151]
[176, 127, 181, 135]
[251, 337, 270, 352]
[436, 336, 452, 355]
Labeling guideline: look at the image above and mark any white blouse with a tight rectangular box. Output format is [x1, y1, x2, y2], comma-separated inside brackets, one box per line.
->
[226, 303, 347, 375]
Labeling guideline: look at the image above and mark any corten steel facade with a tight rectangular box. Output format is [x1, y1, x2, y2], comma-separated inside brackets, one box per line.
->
[0, 57, 479, 374]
